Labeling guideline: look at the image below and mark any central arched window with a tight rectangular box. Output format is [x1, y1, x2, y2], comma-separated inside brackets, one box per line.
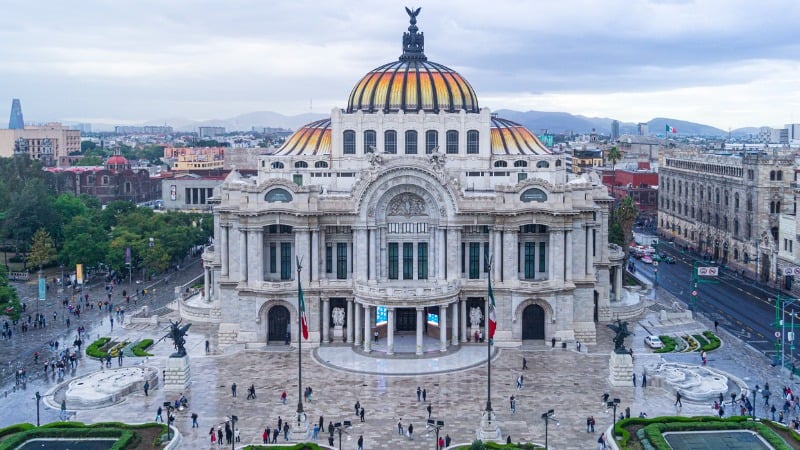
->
[343, 130, 356, 154]
[294, 161, 308, 169]
[314, 161, 328, 168]
[363, 130, 376, 153]
[425, 130, 438, 153]
[405, 130, 418, 154]
[494, 161, 507, 168]
[384, 130, 397, 154]
[466, 130, 479, 154]
[271, 161, 284, 169]
[446, 130, 459, 154]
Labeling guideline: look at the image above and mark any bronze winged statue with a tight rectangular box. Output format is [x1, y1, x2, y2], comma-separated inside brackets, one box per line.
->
[607, 319, 630, 354]
[157, 319, 192, 357]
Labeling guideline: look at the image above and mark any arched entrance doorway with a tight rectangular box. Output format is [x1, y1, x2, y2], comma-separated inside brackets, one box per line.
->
[267, 305, 290, 343]
[522, 304, 545, 340]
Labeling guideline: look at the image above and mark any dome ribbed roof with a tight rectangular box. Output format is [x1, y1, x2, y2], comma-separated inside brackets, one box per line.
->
[346, 60, 479, 114]
[490, 118, 551, 155]
[275, 119, 331, 156]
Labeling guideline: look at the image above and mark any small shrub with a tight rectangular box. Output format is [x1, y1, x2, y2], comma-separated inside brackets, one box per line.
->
[702, 331, 721, 351]
[86, 337, 111, 359]
[683, 335, 699, 352]
[132, 339, 154, 357]
[693, 334, 709, 347]
[655, 335, 677, 353]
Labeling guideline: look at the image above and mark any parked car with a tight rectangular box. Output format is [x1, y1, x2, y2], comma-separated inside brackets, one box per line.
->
[642, 255, 653, 264]
[644, 335, 663, 349]
[663, 256, 675, 264]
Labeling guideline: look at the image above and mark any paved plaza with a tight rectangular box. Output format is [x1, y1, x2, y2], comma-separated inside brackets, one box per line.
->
[1, 282, 798, 449]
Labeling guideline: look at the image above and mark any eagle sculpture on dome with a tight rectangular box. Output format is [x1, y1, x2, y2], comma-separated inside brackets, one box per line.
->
[405, 6, 421, 23]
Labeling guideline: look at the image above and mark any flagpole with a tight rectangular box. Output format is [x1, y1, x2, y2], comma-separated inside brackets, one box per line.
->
[485, 257, 493, 415]
[296, 257, 304, 426]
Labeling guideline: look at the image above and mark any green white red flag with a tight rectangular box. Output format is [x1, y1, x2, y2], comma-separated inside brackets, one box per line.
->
[488, 276, 497, 339]
[298, 277, 308, 340]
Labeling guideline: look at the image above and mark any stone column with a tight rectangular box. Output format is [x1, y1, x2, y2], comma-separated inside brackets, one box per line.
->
[221, 225, 229, 277]
[412, 243, 418, 280]
[416, 307, 424, 355]
[295, 230, 310, 282]
[354, 302, 362, 345]
[248, 227, 263, 286]
[387, 307, 395, 355]
[429, 228, 436, 279]
[493, 229, 502, 281]
[346, 299, 354, 343]
[549, 231, 558, 281]
[311, 230, 319, 282]
[586, 226, 594, 275]
[322, 298, 330, 344]
[460, 299, 468, 342]
[565, 229, 573, 282]
[363, 305, 371, 352]
[502, 229, 518, 282]
[446, 228, 461, 280]
[239, 228, 248, 282]
[368, 229, 377, 281]
[439, 305, 448, 352]
[437, 228, 446, 280]
[379, 227, 387, 280]
[203, 267, 210, 302]
[615, 265, 623, 301]
[451, 301, 459, 346]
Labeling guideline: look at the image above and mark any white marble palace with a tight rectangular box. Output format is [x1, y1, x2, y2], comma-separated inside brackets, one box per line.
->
[199, 10, 625, 353]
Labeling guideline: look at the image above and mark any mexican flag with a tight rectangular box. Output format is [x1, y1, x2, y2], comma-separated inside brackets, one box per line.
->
[488, 276, 497, 340]
[298, 278, 309, 340]
[665, 124, 676, 134]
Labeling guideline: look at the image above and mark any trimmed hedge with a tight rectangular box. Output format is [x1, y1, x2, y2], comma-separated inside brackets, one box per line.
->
[0, 421, 167, 450]
[702, 331, 721, 351]
[655, 335, 676, 353]
[86, 337, 111, 359]
[131, 339, 154, 357]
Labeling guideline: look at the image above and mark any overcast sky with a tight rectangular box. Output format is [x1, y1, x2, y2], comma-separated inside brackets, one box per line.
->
[1, 0, 799, 129]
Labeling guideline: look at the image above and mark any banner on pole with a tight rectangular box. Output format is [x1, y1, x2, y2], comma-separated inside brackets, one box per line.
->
[125, 247, 131, 265]
[38, 277, 46, 301]
[76, 264, 84, 285]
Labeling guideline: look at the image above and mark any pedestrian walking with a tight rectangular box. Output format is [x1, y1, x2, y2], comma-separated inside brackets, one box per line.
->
[357, 435, 364, 450]
[590, 416, 595, 432]
[632, 373, 636, 387]
[231, 383, 237, 397]
[510, 395, 516, 414]
[247, 384, 256, 399]
[714, 320, 719, 332]
[445, 434, 451, 447]
[155, 406, 163, 422]
[191, 412, 198, 428]
[522, 357, 528, 370]
[642, 372, 647, 388]
[143, 380, 149, 396]
[205, 340, 210, 353]
[360, 407, 365, 422]
[416, 386, 421, 402]
[397, 419, 403, 435]
[217, 428, 223, 446]
[422, 388, 427, 402]
[408, 423, 414, 439]
[281, 390, 287, 404]
[210, 427, 216, 445]
[675, 391, 683, 407]
[263, 429, 269, 444]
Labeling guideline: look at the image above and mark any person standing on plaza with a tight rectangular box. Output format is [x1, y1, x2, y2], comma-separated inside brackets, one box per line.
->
[281, 390, 287, 404]
[210, 427, 216, 445]
[407, 423, 414, 439]
[355, 400, 361, 415]
[217, 427, 223, 446]
[360, 406, 365, 422]
[422, 388, 427, 402]
[205, 340, 210, 353]
[143, 380, 149, 396]
[231, 382, 237, 397]
[416, 386, 421, 402]
[397, 418, 403, 435]
[439, 436, 445, 449]
[191, 412, 198, 428]
[642, 372, 647, 388]
[632, 372, 636, 387]
[263, 429, 269, 444]
[283, 421, 290, 440]
[357, 434, 363, 450]
[445, 434, 451, 447]
[155, 406, 163, 422]
[427, 403, 432, 419]
[522, 357, 528, 370]
[675, 391, 683, 407]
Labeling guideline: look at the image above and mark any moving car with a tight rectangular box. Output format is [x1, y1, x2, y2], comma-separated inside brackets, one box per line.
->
[641, 255, 653, 264]
[644, 335, 663, 349]
[663, 256, 675, 264]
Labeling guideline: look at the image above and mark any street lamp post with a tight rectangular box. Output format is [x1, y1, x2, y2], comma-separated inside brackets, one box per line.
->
[427, 419, 445, 450]
[229, 415, 238, 450]
[752, 385, 760, 419]
[607, 398, 621, 430]
[34, 391, 41, 426]
[163, 402, 174, 441]
[333, 421, 351, 450]
[541, 409, 558, 449]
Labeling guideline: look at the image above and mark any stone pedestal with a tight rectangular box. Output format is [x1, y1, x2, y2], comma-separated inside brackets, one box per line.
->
[332, 326, 344, 342]
[290, 411, 310, 441]
[476, 410, 501, 442]
[164, 355, 191, 392]
[609, 352, 634, 387]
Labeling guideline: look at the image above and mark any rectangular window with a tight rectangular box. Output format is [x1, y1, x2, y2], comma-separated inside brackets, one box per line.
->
[467, 130, 479, 154]
[280, 242, 292, 280]
[325, 245, 332, 274]
[418, 242, 428, 279]
[336, 242, 348, 279]
[425, 130, 438, 153]
[363, 130, 376, 154]
[403, 242, 413, 280]
[343, 130, 356, 154]
[446, 130, 458, 154]
[405, 130, 418, 154]
[469, 243, 480, 279]
[524, 242, 535, 278]
[293, 174, 303, 186]
[385, 130, 397, 154]
[388, 243, 399, 280]
[185, 188, 191, 204]
[461, 242, 466, 274]
[269, 243, 277, 273]
[538, 242, 546, 272]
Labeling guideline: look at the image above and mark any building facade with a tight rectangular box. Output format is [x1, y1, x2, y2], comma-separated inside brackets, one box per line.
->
[200, 11, 623, 352]
[0, 123, 81, 165]
[46, 155, 162, 204]
[658, 149, 794, 283]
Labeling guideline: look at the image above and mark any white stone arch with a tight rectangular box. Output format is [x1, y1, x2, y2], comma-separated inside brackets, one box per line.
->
[257, 298, 296, 343]
[357, 167, 458, 223]
[514, 298, 555, 340]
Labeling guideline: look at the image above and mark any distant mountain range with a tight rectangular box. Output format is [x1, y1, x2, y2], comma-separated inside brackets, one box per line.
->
[83, 109, 761, 138]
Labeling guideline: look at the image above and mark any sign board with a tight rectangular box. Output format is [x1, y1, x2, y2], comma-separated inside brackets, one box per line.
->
[697, 266, 719, 276]
[691, 290, 697, 296]
[775, 331, 782, 338]
[783, 267, 800, 276]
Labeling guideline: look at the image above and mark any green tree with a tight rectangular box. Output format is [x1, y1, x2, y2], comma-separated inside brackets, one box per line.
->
[28, 228, 56, 271]
[73, 155, 104, 166]
[81, 141, 97, 152]
[613, 196, 638, 246]
[5, 180, 57, 249]
[606, 146, 622, 199]
[60, 216, 108, 267]
[0, 265, 21, 319]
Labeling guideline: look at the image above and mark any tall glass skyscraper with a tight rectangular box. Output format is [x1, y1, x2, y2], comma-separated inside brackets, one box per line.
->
[8, 99, 24, 129]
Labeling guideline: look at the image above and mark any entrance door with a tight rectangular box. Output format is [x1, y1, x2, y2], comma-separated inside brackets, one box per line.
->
[396, 308, 417, 332]
[522, 304, 545, 340]
[267, 305, 290, 343]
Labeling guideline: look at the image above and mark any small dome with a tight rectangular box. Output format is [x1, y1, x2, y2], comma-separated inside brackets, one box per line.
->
[275, 119, 331, 156]
[106, 155, 129, 165]
[491, 117, 551, 155]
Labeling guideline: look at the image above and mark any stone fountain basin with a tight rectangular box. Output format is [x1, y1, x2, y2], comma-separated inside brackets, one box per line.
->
[650, 362, 728, 402]
[64, 367, 159, 408]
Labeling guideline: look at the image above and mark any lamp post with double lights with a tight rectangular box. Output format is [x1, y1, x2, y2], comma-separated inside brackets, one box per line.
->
[752, 385, 760, 419]
[541, 409, 558, 449]
[163, 401, 174, 441]
[607, 398, 621, 430]
[333, 420, 351, 450]
[427, 419, 444, 450]
[228, 415, 238, 450]
[34, 391, 41, 426]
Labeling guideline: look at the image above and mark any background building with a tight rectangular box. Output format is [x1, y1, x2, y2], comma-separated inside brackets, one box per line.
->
[198, 126, 226, 138]
[46, 154, 162, 204]
[8, 99, 23, 129]
[0, 122, 81, 165]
